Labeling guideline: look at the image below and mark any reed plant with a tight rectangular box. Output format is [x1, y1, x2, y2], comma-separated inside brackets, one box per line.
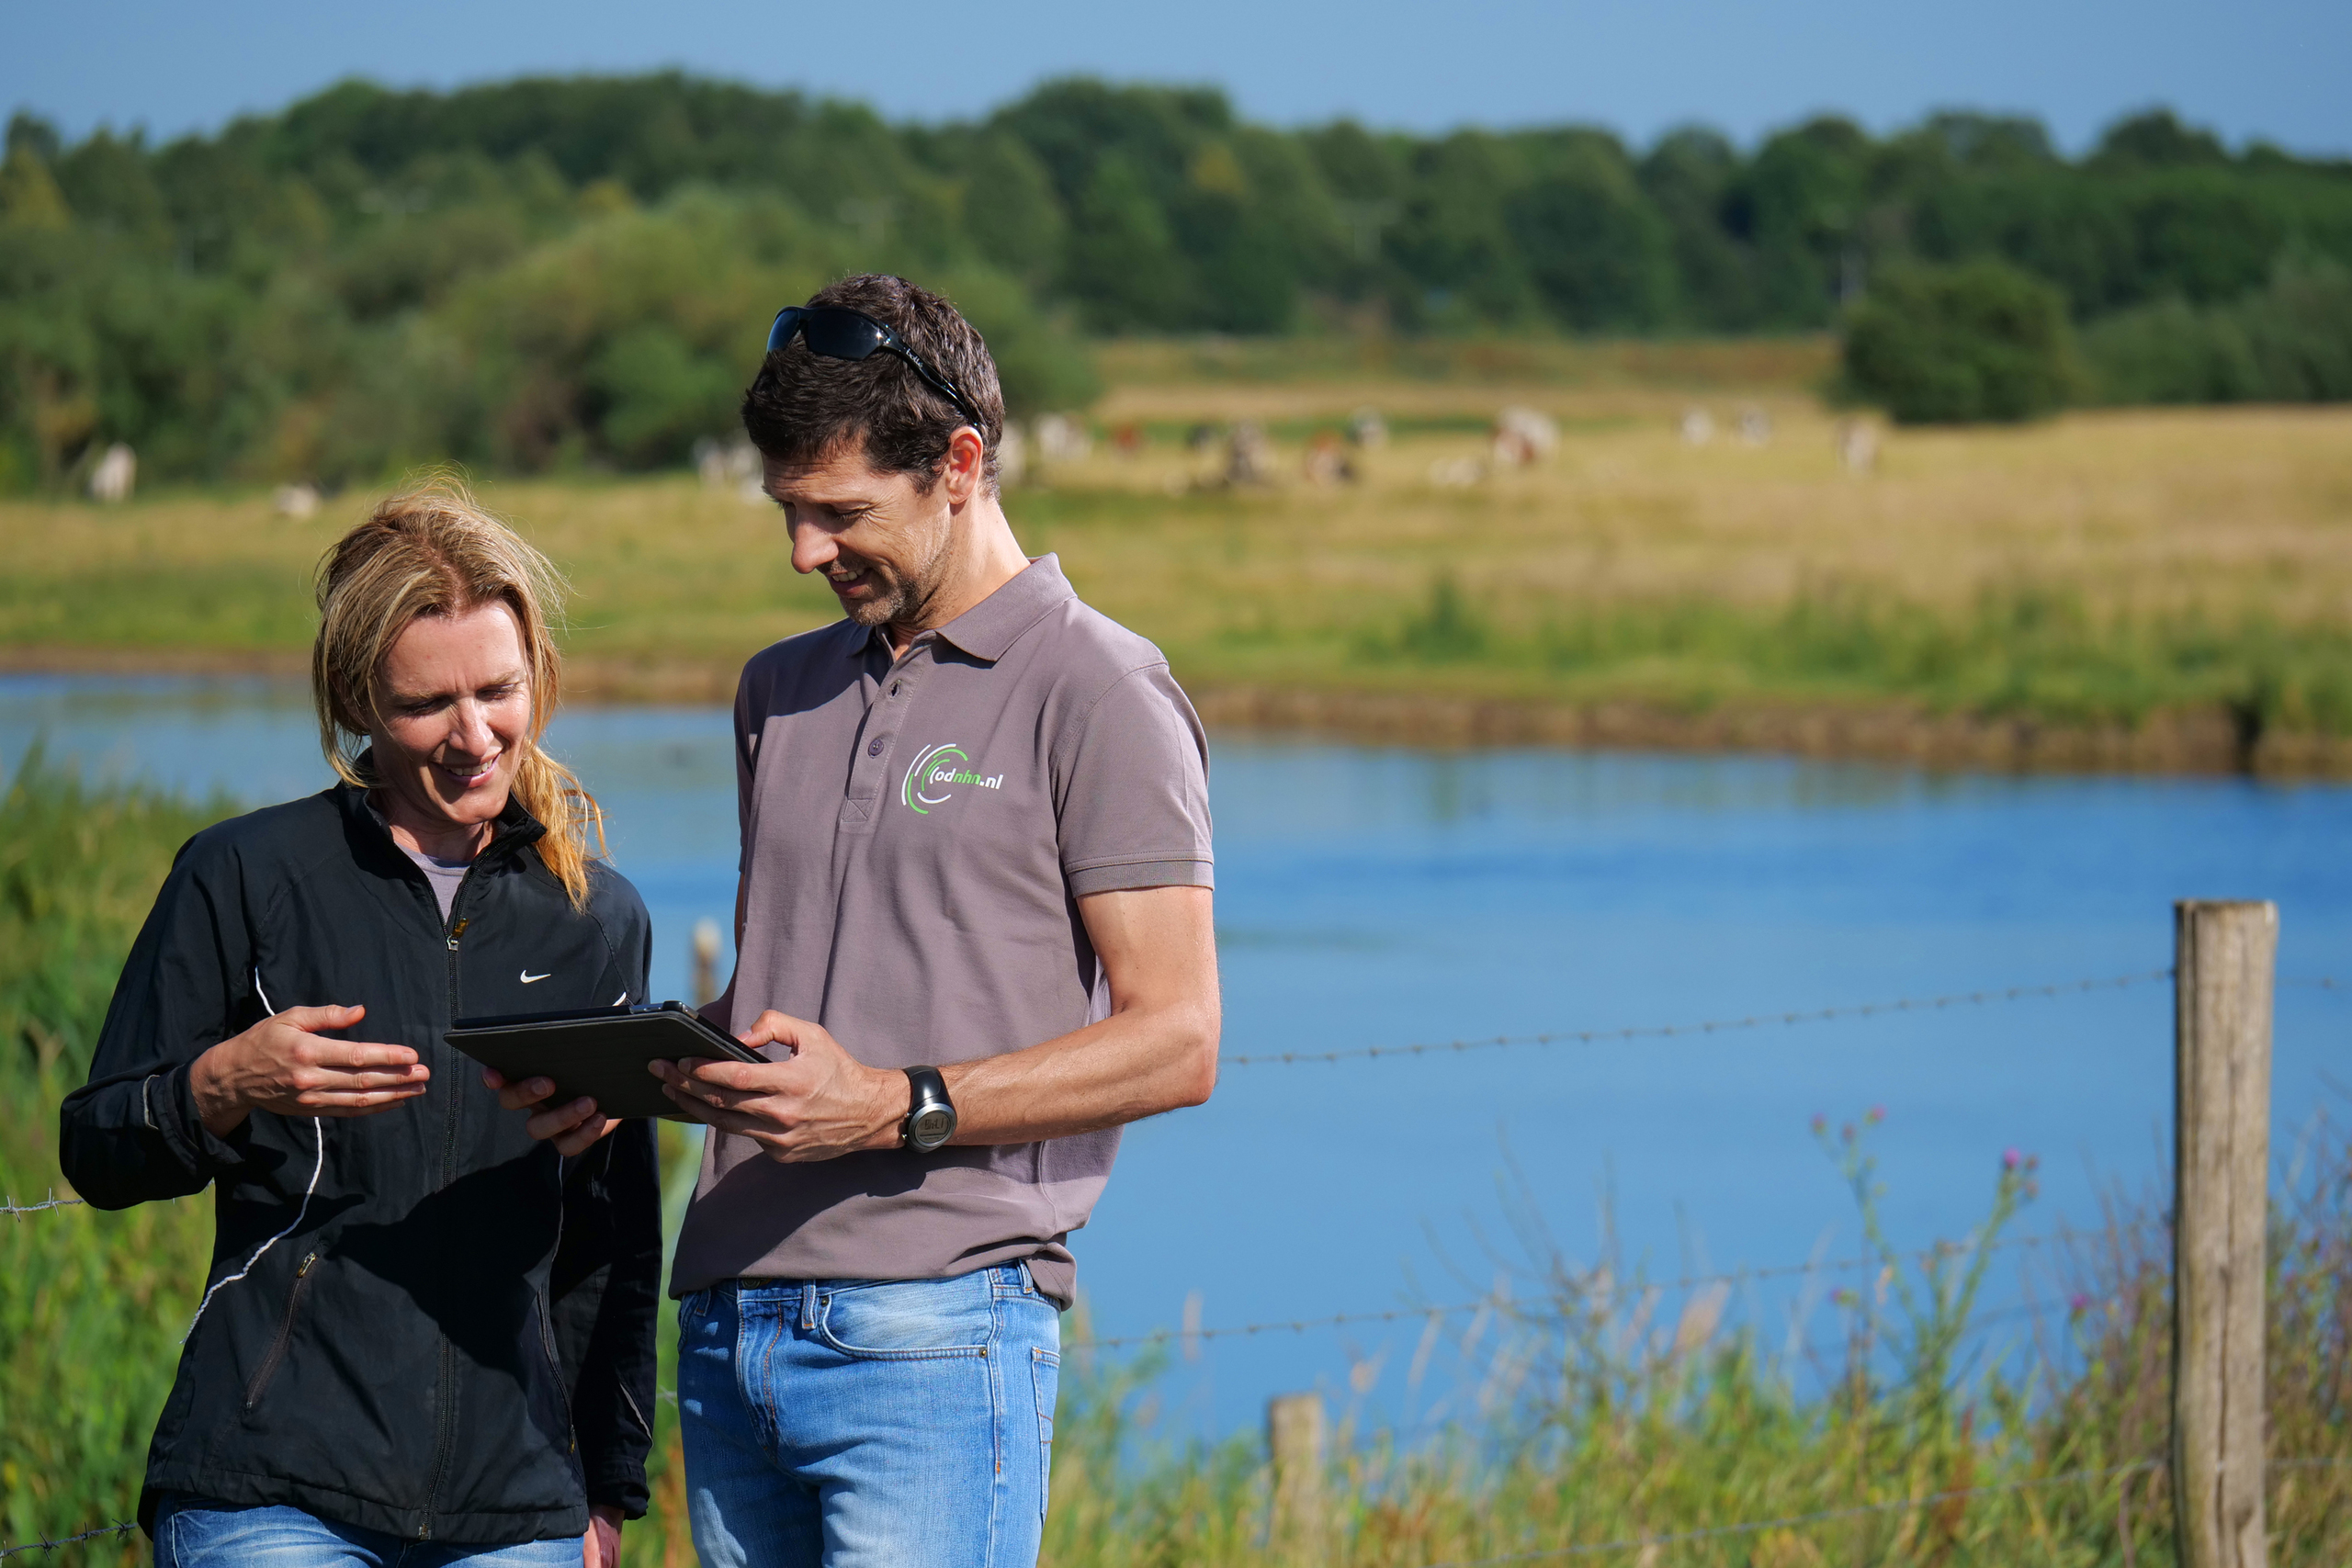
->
[0, 754, 225, 1563]
[2, 762, 2346, 1565]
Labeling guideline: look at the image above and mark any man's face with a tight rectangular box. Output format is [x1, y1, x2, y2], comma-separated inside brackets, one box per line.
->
[763, 440, 953, 630]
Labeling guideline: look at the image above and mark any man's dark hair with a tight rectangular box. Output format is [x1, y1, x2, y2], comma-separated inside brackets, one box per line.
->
[741, 274, 1006, 494]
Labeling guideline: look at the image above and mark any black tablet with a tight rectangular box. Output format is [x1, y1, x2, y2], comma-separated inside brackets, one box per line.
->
[446, 1001, 765, 1122]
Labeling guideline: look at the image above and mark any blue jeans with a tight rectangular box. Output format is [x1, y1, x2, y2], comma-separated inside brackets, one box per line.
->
[678, 1264, 1061, 1568]
[152, 1495, 583, 1567]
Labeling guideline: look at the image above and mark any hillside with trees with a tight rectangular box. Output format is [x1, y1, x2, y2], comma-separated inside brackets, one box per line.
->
[4, 73, 2349, 485]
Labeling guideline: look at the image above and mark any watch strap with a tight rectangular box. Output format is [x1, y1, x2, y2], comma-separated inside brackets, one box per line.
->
[901, 1065, 956, 1151]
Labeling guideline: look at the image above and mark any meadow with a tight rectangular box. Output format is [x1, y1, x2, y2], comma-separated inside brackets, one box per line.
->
[6, 344, 2352, 773]
[4, 753, 2350, 1565]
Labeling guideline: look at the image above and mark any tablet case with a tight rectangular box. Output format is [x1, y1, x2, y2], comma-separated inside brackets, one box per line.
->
[445, 1001, 763, 1122]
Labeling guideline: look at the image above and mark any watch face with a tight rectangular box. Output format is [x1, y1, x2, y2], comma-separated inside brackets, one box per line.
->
[912, 1108, 954, 1144]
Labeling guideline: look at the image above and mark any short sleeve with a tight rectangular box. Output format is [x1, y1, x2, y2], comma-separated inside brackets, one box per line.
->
[1055, 664, 1215, 897]
[733, 659, 763, 877]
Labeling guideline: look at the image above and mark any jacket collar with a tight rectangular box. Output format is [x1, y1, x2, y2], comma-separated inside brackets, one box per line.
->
[847, 554, 1075, 666]
[335, 750, 548, 864]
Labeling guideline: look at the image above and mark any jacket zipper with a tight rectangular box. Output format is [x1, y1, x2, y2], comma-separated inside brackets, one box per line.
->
[242, 1250, 318, 1410]
[418, 878, 476, 1540]
[535, 1288, 579, 1456]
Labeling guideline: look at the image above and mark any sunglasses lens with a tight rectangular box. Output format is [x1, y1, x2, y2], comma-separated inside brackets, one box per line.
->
[797, 310, 888, 361]
[764, 308, 802, 355]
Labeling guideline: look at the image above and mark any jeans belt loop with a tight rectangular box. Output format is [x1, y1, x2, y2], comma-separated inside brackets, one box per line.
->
[797, 1282, 817, 1333]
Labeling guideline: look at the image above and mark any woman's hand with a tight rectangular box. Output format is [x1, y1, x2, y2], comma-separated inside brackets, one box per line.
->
[483, 1068, 622, 1157]
[583, 1505, 623, 1567]
[187, 1004, 428, 1135]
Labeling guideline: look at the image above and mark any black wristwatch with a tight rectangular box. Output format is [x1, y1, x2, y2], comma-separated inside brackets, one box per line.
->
[901, 1066, 956, 1152]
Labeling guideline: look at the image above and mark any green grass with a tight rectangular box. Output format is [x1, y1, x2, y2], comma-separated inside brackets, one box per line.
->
[4, 765, 2349, 1564]
[1346, 576, 2352, 736]
[7, 401, 2352, 757]
[0, 756, 227, 1562]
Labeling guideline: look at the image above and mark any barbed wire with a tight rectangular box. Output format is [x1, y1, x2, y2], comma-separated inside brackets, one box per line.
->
[2282, 976, 2348, 991]
[0, 1192, 84, 1218]
[1064, 1227, 2075, 1351]
[0, 1521, 135, 1562]
[1416, 1461, 2164, 1566]
[1220, 971, 2172, 1067]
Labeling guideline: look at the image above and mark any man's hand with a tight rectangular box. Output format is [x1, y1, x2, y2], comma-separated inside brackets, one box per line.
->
[650, 1010, 902, 1163]
[481, 1068, 623, 1157]
[188, 1004, 428, 1136]
[583, 1504, 623, 1568]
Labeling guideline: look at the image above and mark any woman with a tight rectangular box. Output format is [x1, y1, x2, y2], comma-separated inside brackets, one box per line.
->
[60, 480, 660, 1567]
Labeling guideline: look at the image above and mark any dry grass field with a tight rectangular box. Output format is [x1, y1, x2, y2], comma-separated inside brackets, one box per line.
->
[5, 347, 2350, 769]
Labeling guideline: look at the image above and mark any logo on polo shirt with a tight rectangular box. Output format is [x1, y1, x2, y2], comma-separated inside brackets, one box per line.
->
[901, 741, 1006, 814]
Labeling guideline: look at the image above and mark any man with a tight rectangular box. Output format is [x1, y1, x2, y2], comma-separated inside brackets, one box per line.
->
[653, 274, 1218, 1566]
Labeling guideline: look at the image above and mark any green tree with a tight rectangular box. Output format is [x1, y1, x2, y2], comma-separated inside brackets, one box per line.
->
[1730, 117, 1873, 325]
[1841, 259, 2077, 423]
[1505, 134, 1673, 331]
[1639, 127, 1758, 330]
[1064, 153, 1193, 332]
[954, 131, 1067, 289]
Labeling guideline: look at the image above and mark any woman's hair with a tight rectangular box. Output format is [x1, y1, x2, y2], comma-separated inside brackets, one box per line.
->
[311, 477, 604, 908]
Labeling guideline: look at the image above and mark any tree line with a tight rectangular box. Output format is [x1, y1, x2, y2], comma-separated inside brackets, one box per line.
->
[4, 73, 2350, 485]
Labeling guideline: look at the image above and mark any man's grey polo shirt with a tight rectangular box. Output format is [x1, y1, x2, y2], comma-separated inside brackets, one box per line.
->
[669, 555, 1214, 1307]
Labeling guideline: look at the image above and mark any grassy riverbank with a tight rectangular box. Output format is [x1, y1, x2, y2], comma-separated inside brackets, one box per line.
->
[5, 381, 2352, 772]
[5, 761, 2350, 1564]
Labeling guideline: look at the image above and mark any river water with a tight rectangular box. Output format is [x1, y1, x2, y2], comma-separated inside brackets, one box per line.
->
[7, 672, 2347, 1441]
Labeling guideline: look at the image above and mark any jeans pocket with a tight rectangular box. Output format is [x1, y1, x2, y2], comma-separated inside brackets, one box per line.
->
[814, 1276, 992, 1360]
[1032, 1346, 1060, 1523]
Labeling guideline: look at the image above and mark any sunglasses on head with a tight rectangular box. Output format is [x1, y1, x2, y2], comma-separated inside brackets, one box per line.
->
[763, 305, 989, 433]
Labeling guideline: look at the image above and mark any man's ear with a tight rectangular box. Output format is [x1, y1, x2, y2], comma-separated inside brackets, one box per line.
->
[942, 426, 989, 505]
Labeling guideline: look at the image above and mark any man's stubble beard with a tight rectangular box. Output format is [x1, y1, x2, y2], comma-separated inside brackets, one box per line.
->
[841, 509, 956, 631]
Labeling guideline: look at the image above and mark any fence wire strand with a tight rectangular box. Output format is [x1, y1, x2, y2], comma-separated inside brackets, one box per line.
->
[0, 1521, 136, 1562]
[1220, 970, 2172, 1067]
[1, 1193, 85, 1218]
[1068, 1227, 2075, 1351]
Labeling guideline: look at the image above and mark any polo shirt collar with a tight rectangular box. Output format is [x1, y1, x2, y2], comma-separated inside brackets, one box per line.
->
[929, 555, 1077, 664]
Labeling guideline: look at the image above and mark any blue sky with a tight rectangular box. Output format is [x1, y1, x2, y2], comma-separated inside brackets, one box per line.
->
[6, 0, 2346, 155]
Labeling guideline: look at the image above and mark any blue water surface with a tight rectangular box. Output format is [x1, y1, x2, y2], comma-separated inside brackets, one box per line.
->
[6, 673, 2346, 1442]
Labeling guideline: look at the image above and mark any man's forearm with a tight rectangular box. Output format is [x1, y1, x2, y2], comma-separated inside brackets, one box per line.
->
[937, 997, 1219, 1146]
[671, 886, 1219, 1161]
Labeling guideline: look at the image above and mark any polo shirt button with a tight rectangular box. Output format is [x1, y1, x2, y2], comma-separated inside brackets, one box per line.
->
[867, 739, 885, 757]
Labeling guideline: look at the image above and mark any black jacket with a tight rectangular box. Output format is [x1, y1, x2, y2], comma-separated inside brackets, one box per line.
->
[59, 781, 661, 1545]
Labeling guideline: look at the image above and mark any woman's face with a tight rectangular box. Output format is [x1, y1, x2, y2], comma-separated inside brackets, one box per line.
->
[367, 600, 533, 836]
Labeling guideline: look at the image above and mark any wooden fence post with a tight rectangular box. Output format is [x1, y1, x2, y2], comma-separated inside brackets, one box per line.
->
[691, 918, 722, 1009]
[2173, 899, 2275, 1568]
[1268, 1392, 1328, 1559]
